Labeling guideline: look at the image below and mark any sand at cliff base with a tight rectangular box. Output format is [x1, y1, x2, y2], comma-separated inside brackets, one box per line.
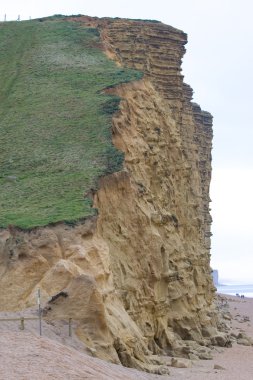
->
[0, 294, 253, 379]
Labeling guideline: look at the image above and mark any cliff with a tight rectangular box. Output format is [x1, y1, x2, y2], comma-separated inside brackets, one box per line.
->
[0, 16, 226, 373]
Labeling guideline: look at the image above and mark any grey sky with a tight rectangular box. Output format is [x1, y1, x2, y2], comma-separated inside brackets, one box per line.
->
[2, 0, 253, 283]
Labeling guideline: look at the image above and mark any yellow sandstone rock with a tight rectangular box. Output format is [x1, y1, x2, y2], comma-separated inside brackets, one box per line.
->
[0, 17, 222, 371]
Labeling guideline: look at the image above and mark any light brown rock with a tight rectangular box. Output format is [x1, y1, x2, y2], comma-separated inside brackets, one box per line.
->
[171, 357, 192, 368]
[237, 338, 251, 346]
[214, 364, 226, 370]
[0, 17, 218, 372]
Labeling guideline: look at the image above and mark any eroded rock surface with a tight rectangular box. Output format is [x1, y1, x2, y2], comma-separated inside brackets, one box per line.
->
[0, 17, 221, 372]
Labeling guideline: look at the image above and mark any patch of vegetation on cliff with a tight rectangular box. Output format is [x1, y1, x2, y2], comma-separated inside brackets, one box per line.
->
[0, 20, 142, 228]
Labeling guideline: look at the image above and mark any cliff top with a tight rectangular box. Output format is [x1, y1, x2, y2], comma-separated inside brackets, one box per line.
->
[0, 18, 141, 228]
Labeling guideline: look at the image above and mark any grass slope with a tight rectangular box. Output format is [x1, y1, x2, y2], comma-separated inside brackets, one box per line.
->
[0, 19, 141, 229]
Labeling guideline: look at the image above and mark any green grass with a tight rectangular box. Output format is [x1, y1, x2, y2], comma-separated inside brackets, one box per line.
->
[0, 20, 142, 228]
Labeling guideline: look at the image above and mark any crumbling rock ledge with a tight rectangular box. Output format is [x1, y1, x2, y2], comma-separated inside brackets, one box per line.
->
[0, 17, 223, 372]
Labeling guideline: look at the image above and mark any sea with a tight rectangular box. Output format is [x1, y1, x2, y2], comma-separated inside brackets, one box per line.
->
[216, 284, 253, 298]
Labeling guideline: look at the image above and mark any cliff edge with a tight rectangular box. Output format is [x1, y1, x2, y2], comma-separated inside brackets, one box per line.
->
[0, 16, 225, 373]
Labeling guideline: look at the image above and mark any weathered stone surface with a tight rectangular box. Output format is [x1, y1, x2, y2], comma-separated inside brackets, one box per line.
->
[214, 364, 226, 370]
[0, 17, 219, 371]
[171, 357, 192, 368]
[237, 338, 252, 346]
[211, 333, 231, 347]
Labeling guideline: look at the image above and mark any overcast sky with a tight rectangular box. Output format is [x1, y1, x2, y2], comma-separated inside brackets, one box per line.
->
[2, 0, 253, 284]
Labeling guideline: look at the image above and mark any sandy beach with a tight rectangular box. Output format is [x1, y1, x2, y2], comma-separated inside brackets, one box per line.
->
[0, 294, 252, 379]
[167, 294, 253, 380]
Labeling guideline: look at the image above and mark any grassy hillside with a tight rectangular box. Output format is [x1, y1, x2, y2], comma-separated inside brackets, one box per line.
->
[0, 19, 141, 228]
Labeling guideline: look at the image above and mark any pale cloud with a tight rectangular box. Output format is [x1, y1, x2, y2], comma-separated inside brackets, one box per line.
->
[210, 168, 253, 283]
[211, 168, 253, 236]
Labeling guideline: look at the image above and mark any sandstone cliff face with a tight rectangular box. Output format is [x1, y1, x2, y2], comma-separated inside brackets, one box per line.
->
[0, 17, 222, 372]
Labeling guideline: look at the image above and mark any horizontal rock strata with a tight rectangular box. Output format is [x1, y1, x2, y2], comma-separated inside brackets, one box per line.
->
[0, 17, 222, 372]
